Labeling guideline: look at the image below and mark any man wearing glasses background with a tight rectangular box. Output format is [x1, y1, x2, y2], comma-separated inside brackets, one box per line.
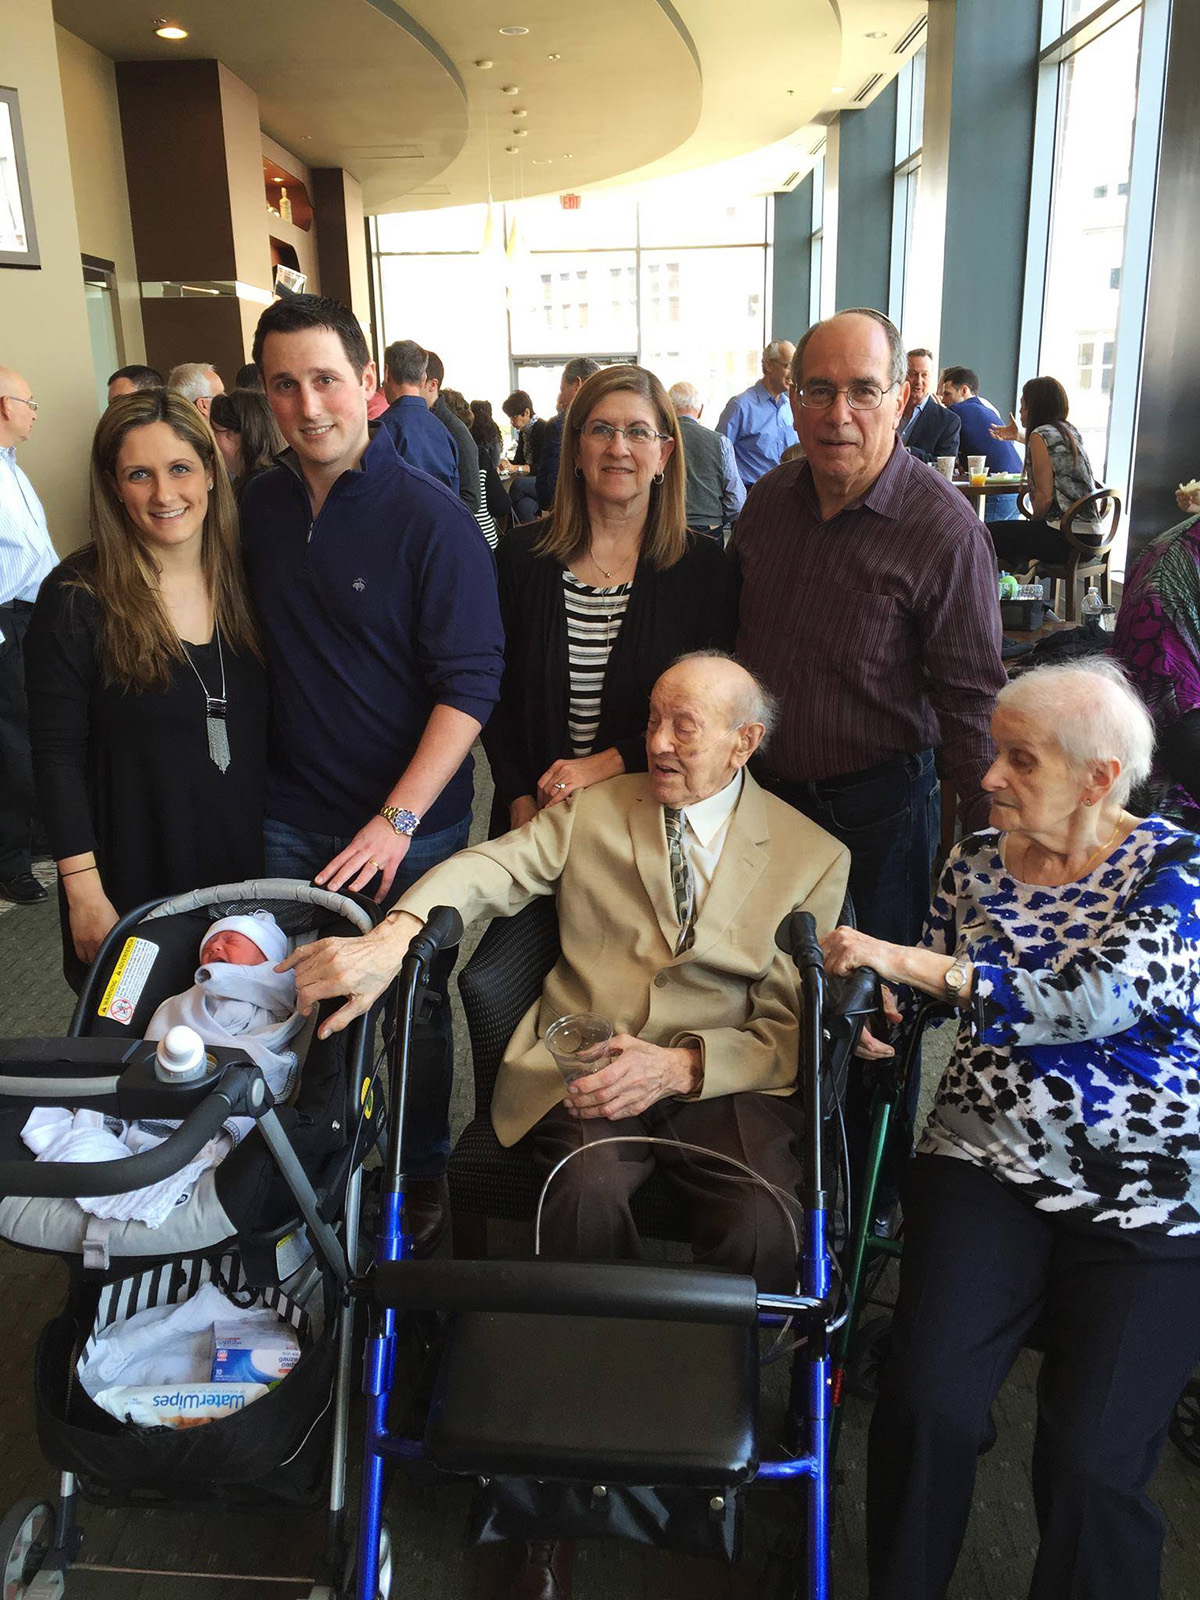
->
[0, 369, 56, 905]
[732, 309, 1004, 959]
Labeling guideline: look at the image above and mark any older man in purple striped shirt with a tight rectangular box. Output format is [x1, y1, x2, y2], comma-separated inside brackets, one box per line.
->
[733, 308, 1005, 952]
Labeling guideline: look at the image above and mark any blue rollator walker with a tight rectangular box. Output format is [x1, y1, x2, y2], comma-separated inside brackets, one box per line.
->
[353, 905, 876, 1600]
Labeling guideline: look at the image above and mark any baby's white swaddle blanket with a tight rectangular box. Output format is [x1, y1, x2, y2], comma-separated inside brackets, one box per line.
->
[21, 947, 303, 1229]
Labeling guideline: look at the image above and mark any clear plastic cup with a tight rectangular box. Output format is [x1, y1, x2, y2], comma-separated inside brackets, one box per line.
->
[545, 1013, 614, 1086]
[936, 456, 956, 479]
[968, 454, 988, 487]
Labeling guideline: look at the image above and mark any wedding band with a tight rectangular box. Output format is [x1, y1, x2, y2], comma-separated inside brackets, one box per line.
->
[553, 782, 567, 790]
[368, 858, 380, 870]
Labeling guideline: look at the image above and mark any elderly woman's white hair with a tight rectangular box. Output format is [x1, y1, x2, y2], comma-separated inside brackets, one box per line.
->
[998, 658, 1154, 805]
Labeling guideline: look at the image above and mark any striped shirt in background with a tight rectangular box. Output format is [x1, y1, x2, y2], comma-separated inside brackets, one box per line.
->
[474, 468, 498, 549]
[733, 441, 1006, 832]
[0, 446, 57, 642]
[562, 569, 633, 756]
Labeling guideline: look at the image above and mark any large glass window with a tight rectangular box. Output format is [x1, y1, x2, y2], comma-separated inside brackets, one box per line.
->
[809, 153, 824, 328]
[371, 175, 772, 427]
[1037, 7, 1141, 476]
[889, 46, 925, 340]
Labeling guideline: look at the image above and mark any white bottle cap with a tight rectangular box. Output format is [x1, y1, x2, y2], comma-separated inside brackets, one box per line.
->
[156, 1025, 208, 1081]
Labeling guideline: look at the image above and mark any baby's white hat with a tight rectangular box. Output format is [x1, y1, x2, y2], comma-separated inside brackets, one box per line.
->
[200, 911, 289, 967]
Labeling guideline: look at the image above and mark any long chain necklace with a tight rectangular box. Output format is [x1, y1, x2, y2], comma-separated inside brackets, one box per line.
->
[181, 620, 231, 773]
[1003, 815, 1124, 882]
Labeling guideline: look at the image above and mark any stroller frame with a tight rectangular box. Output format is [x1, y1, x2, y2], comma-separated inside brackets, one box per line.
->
[0, 878, 383, 1598]
[353, 906, 871, 1600]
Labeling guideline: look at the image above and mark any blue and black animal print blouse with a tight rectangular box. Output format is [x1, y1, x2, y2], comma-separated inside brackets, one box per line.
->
[918, 817, 1200, 1234]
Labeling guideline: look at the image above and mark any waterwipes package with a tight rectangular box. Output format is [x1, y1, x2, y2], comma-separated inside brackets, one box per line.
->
[93, 1382, 268, 1428]
[210, 1322, 300, 1385]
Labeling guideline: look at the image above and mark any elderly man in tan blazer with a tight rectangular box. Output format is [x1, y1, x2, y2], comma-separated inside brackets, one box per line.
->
[286, 652, 848, 1293]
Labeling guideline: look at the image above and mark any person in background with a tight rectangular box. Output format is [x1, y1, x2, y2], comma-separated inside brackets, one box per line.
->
[668, 380, 745, 542]
[986, 376, 1100, 569]
[0, 365, 57, 905]
[716, 340, 797, 487]
[469, 398, 503, 469]
[106, 365, 164, 404]
[234, 362, 262, 391]
[938, 364, 1022, 519]
[482, 363, 738, 837]
[167, 362, 225, 421]
[536, 358, 603, 512]
[442, 390, 509, 550]
[1112, 479, 1200, 828]
[377, 339, 459, 494]
[208, 388, 286, 502]
[824, 661, 1200, 1600]
[24, 390, 266, 988]
[899, 348, 960, 464]
[499, 390, 542, 524]
[421, 351, 480, 515]
[242, 293, 503, 1254]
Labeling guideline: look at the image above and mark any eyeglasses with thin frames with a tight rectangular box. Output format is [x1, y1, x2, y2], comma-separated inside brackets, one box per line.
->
[577, 420, 669, 445]
[794, 382, 897, 412]
[1, 395, 37, 413]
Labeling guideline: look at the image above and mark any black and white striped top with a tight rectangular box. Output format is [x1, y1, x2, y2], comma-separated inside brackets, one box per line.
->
[562, 568, 633, 756]
[474, 469, 498, 549]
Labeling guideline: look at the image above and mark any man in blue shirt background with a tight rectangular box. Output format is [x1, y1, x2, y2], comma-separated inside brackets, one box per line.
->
[716, 340, 798, 487]
[377, 339, 460, 494]
[940, 364, 1024, 521]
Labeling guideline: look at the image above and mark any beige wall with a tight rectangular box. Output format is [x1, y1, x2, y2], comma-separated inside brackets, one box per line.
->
[55, 26, 145, 376]
[220, 63, 274, 374]
[0, 0, 97, 551]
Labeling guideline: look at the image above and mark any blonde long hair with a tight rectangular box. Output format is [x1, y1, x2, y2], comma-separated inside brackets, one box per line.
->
[76, 390, 261, 691]
[534, 365, 689, 570]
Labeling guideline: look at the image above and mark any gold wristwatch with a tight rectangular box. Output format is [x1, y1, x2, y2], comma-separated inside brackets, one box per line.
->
[379, 804, 421, 837]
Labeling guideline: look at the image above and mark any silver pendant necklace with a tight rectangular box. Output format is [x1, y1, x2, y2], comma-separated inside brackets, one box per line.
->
[182, 621, 231, 773]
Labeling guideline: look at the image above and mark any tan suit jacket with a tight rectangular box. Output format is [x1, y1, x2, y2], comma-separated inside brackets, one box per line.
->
[397, 771, 849, 1147]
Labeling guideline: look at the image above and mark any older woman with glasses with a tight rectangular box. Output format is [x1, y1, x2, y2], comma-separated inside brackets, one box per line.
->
[822, 659, 1200, 1600]
[481, 363, 737, 834]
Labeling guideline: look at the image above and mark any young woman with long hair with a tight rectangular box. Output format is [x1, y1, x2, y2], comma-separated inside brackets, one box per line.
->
[208, 386, 285, 500]
[987, 375, 1101, 568]
[25, 389, 267, 987]
[480, 363, 738, 834]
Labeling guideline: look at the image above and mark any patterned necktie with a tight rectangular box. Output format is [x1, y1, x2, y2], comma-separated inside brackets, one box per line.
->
[664, 807, 696, 955]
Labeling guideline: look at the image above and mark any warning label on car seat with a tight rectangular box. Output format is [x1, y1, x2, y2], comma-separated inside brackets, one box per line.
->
[97, 936, 159, 1025]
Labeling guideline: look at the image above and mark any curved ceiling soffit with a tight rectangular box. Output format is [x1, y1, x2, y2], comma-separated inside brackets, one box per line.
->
[361, 0, 466, 99]
[654, 0, 702, 78]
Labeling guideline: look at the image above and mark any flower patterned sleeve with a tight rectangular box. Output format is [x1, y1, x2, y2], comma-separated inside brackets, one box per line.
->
[972, 834, 1200, 1051]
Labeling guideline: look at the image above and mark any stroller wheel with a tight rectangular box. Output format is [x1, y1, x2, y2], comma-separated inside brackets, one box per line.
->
[0, 1497, 55, 1598]
[846, 1313, 893, 1401]
[1170, 1378, 1200, 1467]
[341, 1516, 394, 1600]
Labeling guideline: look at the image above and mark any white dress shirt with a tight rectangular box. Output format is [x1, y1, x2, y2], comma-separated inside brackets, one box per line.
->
[677, 769, 744, 916]
[0, 446, 56, 641]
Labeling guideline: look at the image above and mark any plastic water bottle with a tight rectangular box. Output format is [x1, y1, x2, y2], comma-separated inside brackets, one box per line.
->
[155, 1025, 208, 1083]
[1081, 585, 1103, 620]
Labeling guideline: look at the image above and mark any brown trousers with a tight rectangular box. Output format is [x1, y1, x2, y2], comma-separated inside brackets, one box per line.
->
[524, 1091, 806, 1293]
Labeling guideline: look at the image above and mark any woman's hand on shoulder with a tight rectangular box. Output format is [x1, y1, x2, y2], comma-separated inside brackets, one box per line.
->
[537, 748, 626, 808]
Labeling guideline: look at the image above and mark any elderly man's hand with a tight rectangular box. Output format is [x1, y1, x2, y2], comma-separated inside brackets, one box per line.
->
[565, 1035, 701, 1121]
[277, 912, 424, 1038]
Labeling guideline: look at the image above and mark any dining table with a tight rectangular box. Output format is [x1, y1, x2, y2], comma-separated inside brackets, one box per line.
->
[953, 475, 1026, 518]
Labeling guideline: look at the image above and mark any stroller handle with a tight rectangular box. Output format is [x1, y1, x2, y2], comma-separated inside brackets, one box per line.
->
[0, 1089, 234, 1200]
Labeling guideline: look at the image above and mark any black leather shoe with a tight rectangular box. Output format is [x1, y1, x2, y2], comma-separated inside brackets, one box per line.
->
[404, 1177, 449, 1257]
[506, 1540, 574, 1600]
[0, 872, 47, 905]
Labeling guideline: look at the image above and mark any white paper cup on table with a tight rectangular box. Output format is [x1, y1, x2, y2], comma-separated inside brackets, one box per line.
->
[546, 1013, 614, 1086]
[936, 456, 956, 479]
[968, 454, 988, 487]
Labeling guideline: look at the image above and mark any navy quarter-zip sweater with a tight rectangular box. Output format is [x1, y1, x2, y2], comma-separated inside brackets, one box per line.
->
[240, 428, 504, 836]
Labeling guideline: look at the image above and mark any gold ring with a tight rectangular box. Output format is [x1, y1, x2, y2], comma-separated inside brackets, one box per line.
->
[368, 858, 380, 870]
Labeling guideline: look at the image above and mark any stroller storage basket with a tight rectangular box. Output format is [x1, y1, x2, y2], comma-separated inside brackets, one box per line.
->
[35, 1252, 336, 1508]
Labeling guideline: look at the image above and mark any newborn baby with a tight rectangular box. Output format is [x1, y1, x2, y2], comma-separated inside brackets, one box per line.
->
[23, 911, 304, 1229]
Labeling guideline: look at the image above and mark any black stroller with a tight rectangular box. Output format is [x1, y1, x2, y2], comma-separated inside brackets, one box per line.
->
[0, 877, 384, 1598]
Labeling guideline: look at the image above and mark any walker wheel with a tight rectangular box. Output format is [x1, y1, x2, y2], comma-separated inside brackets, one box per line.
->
[340, 1517, 393, 1600]
[0, 1498, 55, 1599]
[846, 1312, 893, 1401]
[1170, 1378, 1200, 1467]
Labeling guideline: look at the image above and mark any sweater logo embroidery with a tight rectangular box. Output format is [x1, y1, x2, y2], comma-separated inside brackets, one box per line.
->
[352, 578, 366, 592]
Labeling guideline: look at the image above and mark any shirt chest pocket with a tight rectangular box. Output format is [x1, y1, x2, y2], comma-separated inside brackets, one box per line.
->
[812, 581, 906, 670]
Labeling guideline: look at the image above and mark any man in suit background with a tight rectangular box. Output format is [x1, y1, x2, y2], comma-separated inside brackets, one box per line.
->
[286, 651, 848, 1291]
[900, 347, 961, 463]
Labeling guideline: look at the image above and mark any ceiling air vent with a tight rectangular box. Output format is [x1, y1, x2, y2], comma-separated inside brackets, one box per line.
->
[893, 16, 927, 55]
[853, 73, 883, 103]
[779, 170, 802, 191]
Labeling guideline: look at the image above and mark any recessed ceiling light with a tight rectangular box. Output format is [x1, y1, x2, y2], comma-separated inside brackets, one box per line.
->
[562, 152, 573, 159]
[513, 129, 528, 137]
[512, 108, 527, 118]
[505, 145, 519, 154]
[547, 53, 561, 61]
[501, 84, 520, 95]
[831, 85, 846, 93]
[474, 58, 494, 69]
[866, 30, 887, 39]
[498, 25, 529, 36]
[532, 158, 554, 165]
[153, 19, 188, 39]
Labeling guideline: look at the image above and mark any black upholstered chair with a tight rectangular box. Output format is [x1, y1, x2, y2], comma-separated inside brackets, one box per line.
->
[447, 897, 691, 1256]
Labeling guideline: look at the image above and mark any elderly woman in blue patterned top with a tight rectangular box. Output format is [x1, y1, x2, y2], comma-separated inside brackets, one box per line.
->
[822, 659, 1200, 1600]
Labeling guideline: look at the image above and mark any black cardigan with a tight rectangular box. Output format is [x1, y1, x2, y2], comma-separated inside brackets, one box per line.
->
[481, 527, 739, 819]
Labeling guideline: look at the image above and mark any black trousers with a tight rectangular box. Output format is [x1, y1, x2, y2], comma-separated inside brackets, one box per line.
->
[525, 1090, 806, 1293]
[987, 518, 1071, 567]
[0, 602, 36, 878]
[868, 1154, 1200, 1600]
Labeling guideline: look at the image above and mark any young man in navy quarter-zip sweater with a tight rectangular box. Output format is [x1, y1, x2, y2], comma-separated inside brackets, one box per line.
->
[240, 294, 504, 1255]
